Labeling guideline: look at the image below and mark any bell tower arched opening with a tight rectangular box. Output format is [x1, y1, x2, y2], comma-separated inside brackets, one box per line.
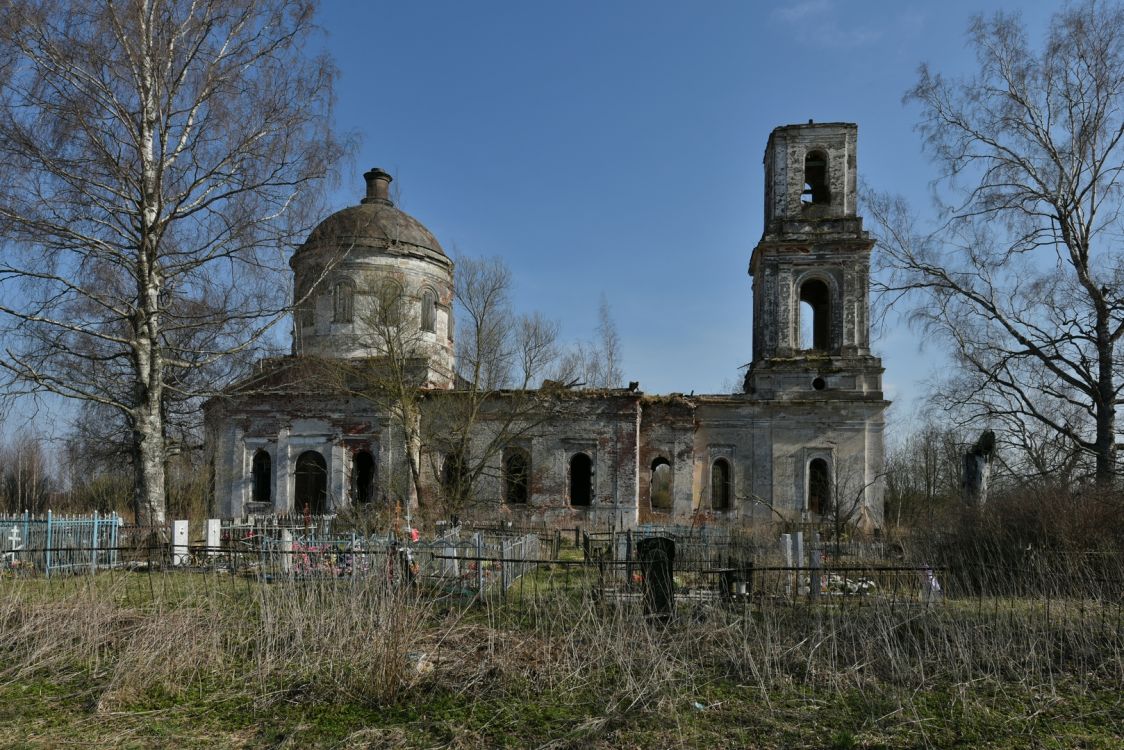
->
[799, 278, 831, 351]
[802, 150, 830, 206]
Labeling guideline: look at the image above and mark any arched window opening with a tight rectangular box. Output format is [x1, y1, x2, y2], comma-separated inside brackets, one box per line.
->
[333, 280, 355, 323]
[808, 458, 831, 515]
[251, 449, 272, 505]
[799, 279, 831, 351]
[294, 450, 328, 515]
[352, 449, 376, 505]
[711, 459, 731, 511]
[569, 453, 593, 507]
[650, 457, 672, 511]
[802, 150, 830, 206]
[504, 449, 530, 504]
[377, 281, 404, 326]
[421, 289, 437, 332]
[441, 452, 468, 505]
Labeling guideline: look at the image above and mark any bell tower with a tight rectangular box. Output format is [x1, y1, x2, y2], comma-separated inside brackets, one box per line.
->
[745, 122, 883, 400]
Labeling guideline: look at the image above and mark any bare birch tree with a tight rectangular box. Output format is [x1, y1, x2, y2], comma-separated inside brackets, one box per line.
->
[585, 295, 623, 389]
[0, 0, 344, 524]
[869, 0, 1124, 486]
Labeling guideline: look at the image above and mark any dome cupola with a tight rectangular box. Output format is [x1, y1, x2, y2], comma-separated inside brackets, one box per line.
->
[290, 168, 455, 388]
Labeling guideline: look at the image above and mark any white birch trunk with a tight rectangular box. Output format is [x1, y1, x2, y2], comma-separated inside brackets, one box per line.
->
[133, 4, 167, 528]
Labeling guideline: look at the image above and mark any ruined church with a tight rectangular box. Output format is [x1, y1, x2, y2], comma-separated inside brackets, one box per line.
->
[205, 122, 888, 529]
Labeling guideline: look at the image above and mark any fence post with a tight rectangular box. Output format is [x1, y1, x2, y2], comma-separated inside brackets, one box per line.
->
[110, 512, 119, 567]
[91, 511, 100, 573]
[45, 509, 52, 578]
[780, 533, 792, 596]
[501, 538, 511, 597]
[22, 510, 29, 567]
[626, 530, 633, 589]
[792, 531, 804, 596]
[809, 530, 821, 601]
[475, 532, 484, 600]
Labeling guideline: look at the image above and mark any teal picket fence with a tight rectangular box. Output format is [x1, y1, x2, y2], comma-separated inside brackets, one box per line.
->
[0, 511, 122, 575]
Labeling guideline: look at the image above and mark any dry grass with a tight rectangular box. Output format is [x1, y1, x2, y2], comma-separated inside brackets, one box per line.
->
[0, 550, 1122, 748]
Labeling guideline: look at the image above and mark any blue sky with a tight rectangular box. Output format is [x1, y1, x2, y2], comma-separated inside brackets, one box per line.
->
[0, 1, 1061, 443]
[313, 0, 1059, 429]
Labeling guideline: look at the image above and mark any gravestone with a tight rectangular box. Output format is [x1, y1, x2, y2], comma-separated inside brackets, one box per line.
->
[637, 536, 676, 621]
[280, 529, 293, 574]
[172, 520, 189, 566]
[205, 519, 221, 557]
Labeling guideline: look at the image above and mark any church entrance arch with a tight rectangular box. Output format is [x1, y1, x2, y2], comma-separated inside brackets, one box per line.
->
[295, 450, 328, 515]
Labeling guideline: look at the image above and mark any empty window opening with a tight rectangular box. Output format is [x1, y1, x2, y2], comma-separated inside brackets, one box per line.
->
[352, 449, 376, 505]
[711, 459, 731, 511]
[808, 458, 831, 515]
[799, 279, 831, 351]
[504, 449, 530, 504]
[333, 281, 355, 323]
[251, 449, 272, 505]
[377, 281, 404, 326]
[802, 150, 830, 206]
[421, 289, 437, 332]
[441, 452, 468, 505]
[650, 457, 672, 511]
[569, 452, 593, 507]
[294, 450, 328, 515]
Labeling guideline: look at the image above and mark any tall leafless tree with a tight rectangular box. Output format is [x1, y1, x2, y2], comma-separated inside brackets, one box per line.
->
[0, 0, 345, 524]
[869, 0, 1124, 486]
[586, 295, 624, 389]
[327, 256, 573, 522]
[0, 429, 54, 514]
[427, 255, 574, 519]
[883, 420, 963, 532]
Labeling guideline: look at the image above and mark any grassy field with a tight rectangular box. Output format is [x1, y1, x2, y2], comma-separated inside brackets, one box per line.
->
[1, 566, 1121, 749]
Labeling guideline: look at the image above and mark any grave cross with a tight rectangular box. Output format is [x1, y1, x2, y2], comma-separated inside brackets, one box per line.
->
[7, 525, 21, 550]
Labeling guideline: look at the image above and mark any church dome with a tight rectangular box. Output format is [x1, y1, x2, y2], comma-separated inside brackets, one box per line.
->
[290, 167, 456, 388]
[298, 168, 449, 266]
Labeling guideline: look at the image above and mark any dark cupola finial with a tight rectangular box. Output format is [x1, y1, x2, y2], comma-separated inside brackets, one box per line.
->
[362, 168, 393, 205]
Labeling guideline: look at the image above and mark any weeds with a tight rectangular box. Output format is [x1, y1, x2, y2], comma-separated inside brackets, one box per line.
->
[0, 547, 1121, 748]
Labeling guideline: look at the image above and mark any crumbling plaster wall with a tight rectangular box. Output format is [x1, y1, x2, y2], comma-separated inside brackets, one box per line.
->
[416, 393, 642, 528]
[637, 397, 696, 523]
[758, 400, 885, 526]
[293, 250, 455, 388]
[207, 392, 395, 517]
[765, 123, 857, 224]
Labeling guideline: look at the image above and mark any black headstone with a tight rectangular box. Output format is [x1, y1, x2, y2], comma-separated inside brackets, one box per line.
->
[637, 536, 676, 620]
